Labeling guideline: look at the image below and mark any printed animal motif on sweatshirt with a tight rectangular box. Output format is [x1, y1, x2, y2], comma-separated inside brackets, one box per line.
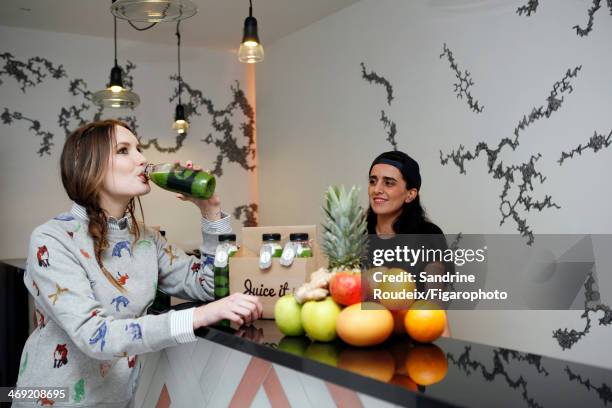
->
[125, 322, 142, 341]
[47, 283, 69, 305]
[67, 223, 81, 239]
[53, 344, 68, 368]
[38, 397, 55, 406]
[112, 241, 132, 258]
[32, 280, 40, 296]
[80, 249, 91, 259]
[117, 272, 129, 286]
[99, 362, 111, 378]
[74, 378, 85, 403]
[136, 239, 152, 248]
[203, 254, 215, 268]
[19, 352, 28, 377]
[54, 214, 75, 221]
[111, 296, 130, 311]
[33, 308, 46, 328]
[114, 352, 137, 368]
[191, 262, 201, 274]
[37, 245, 50, 267]
[163, 245, 178, 266]
[89, 322, 107, 352]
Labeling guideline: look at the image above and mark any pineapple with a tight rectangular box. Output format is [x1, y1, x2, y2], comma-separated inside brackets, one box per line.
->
[321, 185, 368, 272]
[294, 185, 367, 304]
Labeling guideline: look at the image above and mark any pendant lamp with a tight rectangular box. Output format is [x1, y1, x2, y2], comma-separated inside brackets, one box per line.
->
[172, 21, 189, 134]
[111, 0, 197, 23]
[238, 0, 264, 63]
[92, 9, 140, 109]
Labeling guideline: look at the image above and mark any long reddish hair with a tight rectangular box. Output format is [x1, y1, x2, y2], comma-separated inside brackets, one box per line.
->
[60, 119, 145, 292]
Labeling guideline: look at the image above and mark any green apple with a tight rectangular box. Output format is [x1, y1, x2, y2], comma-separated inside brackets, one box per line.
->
[301, 296, 342, 342]
[278, 336, 311, 357]
[304, 341, 341, 366]
[274, 294, 305, 336]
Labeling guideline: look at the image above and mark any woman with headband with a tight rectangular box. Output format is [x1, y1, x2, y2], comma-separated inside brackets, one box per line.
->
[367, 150, 451, 336]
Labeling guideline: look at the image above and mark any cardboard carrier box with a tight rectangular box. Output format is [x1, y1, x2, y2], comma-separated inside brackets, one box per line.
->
[229, 225, 327, 318]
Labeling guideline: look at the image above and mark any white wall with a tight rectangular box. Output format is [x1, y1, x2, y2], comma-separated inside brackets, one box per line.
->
[0, 25, 253, 258]
[257, 0, 612, 367]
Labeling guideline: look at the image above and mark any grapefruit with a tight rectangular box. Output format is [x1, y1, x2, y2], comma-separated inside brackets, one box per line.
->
[336, 302, 394, 347]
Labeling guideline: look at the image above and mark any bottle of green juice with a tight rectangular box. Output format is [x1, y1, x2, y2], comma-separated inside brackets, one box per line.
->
[145, 163, 216, 199]
[214, 234, 238, 300]
[214, 234, 238, 327]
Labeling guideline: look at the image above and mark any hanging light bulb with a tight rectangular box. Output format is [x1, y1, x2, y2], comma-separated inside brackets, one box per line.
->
[238, 0, 264, 63]
[173, 104, 189, 134]
[172, 21, 189, 134]
[93, 9, 140, 109]
[111, 0, 197, 23]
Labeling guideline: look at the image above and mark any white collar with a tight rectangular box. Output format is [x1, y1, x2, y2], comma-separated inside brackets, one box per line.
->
[70, 203, 130, 231]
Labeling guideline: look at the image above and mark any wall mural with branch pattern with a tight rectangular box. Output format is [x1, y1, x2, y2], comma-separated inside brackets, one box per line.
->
[439, 44, 484, 114]
[360, 62, 398, 151]
[440, 65, 581, 246]
[356, 15, 611, 350]
[0, 51, 257, 227]
[517, 0, 612, 37]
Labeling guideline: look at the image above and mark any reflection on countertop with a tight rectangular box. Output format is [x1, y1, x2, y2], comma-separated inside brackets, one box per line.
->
[175, 303, 612, 408]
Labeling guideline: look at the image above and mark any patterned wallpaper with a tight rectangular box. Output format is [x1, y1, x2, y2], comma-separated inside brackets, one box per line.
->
[0, 52, 258, 227]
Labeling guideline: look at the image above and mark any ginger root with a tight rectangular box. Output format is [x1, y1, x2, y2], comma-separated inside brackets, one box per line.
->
[294, 268, 334, 304]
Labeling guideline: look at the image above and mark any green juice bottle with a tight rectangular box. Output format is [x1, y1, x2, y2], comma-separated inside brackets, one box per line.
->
[214, 234, 237, 327]
[145, 163, 216, 199]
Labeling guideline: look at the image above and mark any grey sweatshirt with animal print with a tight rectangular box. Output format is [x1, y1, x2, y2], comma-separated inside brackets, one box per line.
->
[13, 203, 231, 407]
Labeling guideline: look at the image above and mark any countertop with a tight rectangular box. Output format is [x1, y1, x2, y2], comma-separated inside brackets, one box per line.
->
[166, 302, 612, 408]
[6, 257, 609, 407]
[0, 258, 26, 270]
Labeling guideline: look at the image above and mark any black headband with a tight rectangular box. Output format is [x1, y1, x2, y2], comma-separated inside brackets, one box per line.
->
[370, 152, 422, 190]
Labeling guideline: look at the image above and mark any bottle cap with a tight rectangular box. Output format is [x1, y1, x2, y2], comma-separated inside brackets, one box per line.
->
[262, 233, 281, 241]
[218, 234, 236, 242]
[289, 233, 308, 241]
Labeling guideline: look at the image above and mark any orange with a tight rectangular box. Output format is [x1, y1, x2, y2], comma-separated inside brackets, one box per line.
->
[404, 300, 446, 343]
[338, 348, 395, 382]
[405, 344, 448, 386]
[336, 302, 394, 347]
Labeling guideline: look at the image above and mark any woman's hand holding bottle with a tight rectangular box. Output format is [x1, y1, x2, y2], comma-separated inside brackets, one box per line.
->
[174, 160, 222, 221]
[193, 293, 263, 328]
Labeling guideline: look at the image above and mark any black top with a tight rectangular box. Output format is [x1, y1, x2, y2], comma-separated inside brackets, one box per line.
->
[218, 233, 236, 242]
[289, 233, 308, 241]
[262, 233, 281, 241]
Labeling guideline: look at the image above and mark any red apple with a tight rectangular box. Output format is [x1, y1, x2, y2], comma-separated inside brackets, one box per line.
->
[330, 271, 362, 306]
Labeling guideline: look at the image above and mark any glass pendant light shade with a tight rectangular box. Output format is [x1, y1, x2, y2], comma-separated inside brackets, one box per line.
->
[111, 0, 197, 23]
[92, 88, 141, 109]
[172, 104, 189, 134]
[92, 65, 141, 109]
[93, 10, 141, 109]
[238, 16, 264, 63]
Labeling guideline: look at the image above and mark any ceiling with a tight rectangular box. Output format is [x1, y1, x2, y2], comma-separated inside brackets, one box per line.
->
[0, 0, 361, 50]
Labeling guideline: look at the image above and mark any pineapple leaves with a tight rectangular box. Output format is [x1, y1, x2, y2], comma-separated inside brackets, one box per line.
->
[321, 185, 368, 270]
